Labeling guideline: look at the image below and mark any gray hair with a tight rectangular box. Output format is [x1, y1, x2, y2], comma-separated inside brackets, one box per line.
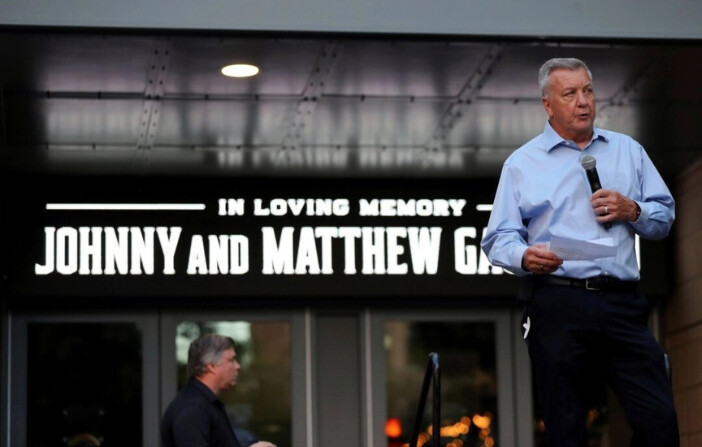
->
[538, 58, 593, 97]
[187, 333, 236, 378]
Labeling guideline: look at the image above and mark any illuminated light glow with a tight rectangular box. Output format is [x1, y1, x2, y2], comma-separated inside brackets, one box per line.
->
[385, 417, 402, 438]
[253, 198, 350, 216]
[46, 203, 205, 211]
[407, 432, 430, 447]
[472, 413, 492, 429]
[587, 408, 601, 425]
[35, 226, 183, 275]
[358, 198, 466, 217]
[221, 63, 259, 78]
[454, 227, 504, 275]
[439, 421, 470, 437]
[218, 198, 245, 216]
[260, 226, 442, 275]
[358, 147, 465, 170]
[186, 234, 250, 275]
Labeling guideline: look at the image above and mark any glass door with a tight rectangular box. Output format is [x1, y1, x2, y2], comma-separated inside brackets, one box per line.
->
[160, 311, 309, 447]
[8, 312, 159, 447]
[367, 308, 532, 447]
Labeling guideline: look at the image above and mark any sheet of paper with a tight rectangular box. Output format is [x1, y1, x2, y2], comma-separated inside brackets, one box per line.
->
[546, 236, 616, 260]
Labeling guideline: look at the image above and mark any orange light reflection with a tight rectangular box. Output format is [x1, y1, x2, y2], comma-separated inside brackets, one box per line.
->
[386, 418, 402, 438]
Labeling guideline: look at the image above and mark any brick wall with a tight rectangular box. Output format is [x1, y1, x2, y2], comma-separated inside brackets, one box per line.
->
[665, 157, 702, 447]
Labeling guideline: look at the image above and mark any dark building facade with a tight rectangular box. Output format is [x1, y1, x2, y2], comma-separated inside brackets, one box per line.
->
[2, 2, 701, 446]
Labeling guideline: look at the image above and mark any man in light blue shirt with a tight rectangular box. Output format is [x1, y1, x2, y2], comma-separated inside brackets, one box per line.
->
[481, 58, 679, 446]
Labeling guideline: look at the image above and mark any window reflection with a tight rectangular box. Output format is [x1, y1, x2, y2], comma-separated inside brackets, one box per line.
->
[384, 321, 497, 447]
[176, 321, 291, 447]
[27, 323, 143, 447]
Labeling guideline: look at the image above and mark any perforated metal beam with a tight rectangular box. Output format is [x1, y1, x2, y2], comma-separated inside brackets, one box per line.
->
[137, 38, 172, 154]
[282, 41, 343, 151]
[425, 44, 503, 151]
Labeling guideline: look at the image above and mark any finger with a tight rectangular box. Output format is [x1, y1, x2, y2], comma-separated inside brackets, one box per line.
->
[591, 197, 605, 209]
[530, 245, 561, 261]
[535, 262, 557, 274]
[539, 251, 563, 263]
[591, 189, 609, 201]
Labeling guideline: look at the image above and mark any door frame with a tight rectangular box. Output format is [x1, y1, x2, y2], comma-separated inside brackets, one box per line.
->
[6, 311, 160, 447]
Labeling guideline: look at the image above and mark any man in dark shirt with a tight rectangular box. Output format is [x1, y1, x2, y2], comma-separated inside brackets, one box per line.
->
[161, 333, 276, 447]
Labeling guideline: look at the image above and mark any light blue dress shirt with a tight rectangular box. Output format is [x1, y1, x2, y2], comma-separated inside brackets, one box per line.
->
[480, 121, 675, 280]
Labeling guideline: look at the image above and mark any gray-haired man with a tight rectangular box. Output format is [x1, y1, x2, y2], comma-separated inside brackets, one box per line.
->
[161, 334, 276, 447]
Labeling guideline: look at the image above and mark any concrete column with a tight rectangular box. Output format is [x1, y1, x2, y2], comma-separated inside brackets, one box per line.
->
[665, 157, 702, 447]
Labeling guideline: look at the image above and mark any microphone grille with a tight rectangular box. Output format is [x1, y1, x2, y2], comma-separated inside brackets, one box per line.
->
[581, 154, 596, 170]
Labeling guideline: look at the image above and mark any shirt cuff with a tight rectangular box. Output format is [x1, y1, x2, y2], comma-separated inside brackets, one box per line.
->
[630, 201, 646, 228]
[512, 245, 530, 276]
[633, 201, 642, 222]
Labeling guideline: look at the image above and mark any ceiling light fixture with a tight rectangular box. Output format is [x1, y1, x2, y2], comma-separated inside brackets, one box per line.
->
[221, 64, 259, 78]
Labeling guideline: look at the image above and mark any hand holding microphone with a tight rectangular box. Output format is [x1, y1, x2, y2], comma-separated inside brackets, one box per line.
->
[581, 155, 612, 229]
[581, 155, 640, 227]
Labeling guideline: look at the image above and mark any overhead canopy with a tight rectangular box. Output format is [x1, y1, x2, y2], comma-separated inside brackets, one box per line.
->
[2, 0, 701, 40]
[1, 28, 701, 178]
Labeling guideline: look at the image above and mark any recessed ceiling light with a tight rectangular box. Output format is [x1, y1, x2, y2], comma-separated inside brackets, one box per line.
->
[221, 64, 259, 78]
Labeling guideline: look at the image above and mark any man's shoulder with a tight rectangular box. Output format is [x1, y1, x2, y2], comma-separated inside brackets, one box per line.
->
[503, 134, 546, 166]
[164, 382, 211, 416]
[595, 127, 641, 148]
[518, 133, 545, 150]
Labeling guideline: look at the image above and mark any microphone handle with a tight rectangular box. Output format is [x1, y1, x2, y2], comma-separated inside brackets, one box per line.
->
[585, 168, 602, 192]
[585, 168, 612, 230]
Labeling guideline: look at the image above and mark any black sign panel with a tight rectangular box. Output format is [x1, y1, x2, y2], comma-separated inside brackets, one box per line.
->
[3, 174, 670, 299]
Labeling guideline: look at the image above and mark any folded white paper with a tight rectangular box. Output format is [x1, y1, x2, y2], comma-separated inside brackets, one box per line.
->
[546, 236, 616, 260]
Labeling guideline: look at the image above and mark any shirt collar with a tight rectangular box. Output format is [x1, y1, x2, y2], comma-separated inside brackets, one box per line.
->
[191, 377, 219, 403]
[541, 121, 609, 152]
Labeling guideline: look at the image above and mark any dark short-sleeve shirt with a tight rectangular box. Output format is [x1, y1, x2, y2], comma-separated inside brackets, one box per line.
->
[161, 378, 242, 447]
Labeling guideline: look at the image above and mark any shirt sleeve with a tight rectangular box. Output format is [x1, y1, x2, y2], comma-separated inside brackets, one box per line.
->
[480, 161, 530, 276]
[630, 147, 675, 240]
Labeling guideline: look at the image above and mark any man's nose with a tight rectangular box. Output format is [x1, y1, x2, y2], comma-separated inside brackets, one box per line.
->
[576, 91, 589, 105]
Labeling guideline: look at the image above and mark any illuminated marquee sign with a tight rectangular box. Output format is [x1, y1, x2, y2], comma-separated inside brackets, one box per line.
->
[33, 197, 501, 278]
[8, 174, 661, 298]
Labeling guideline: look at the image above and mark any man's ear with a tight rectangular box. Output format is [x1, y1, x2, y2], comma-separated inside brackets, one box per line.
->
[542, 96, 553, 118]
[205, 362, 217, 374]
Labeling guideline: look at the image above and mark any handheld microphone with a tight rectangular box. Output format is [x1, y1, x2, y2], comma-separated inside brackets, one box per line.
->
[580, 155, 612, 230]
